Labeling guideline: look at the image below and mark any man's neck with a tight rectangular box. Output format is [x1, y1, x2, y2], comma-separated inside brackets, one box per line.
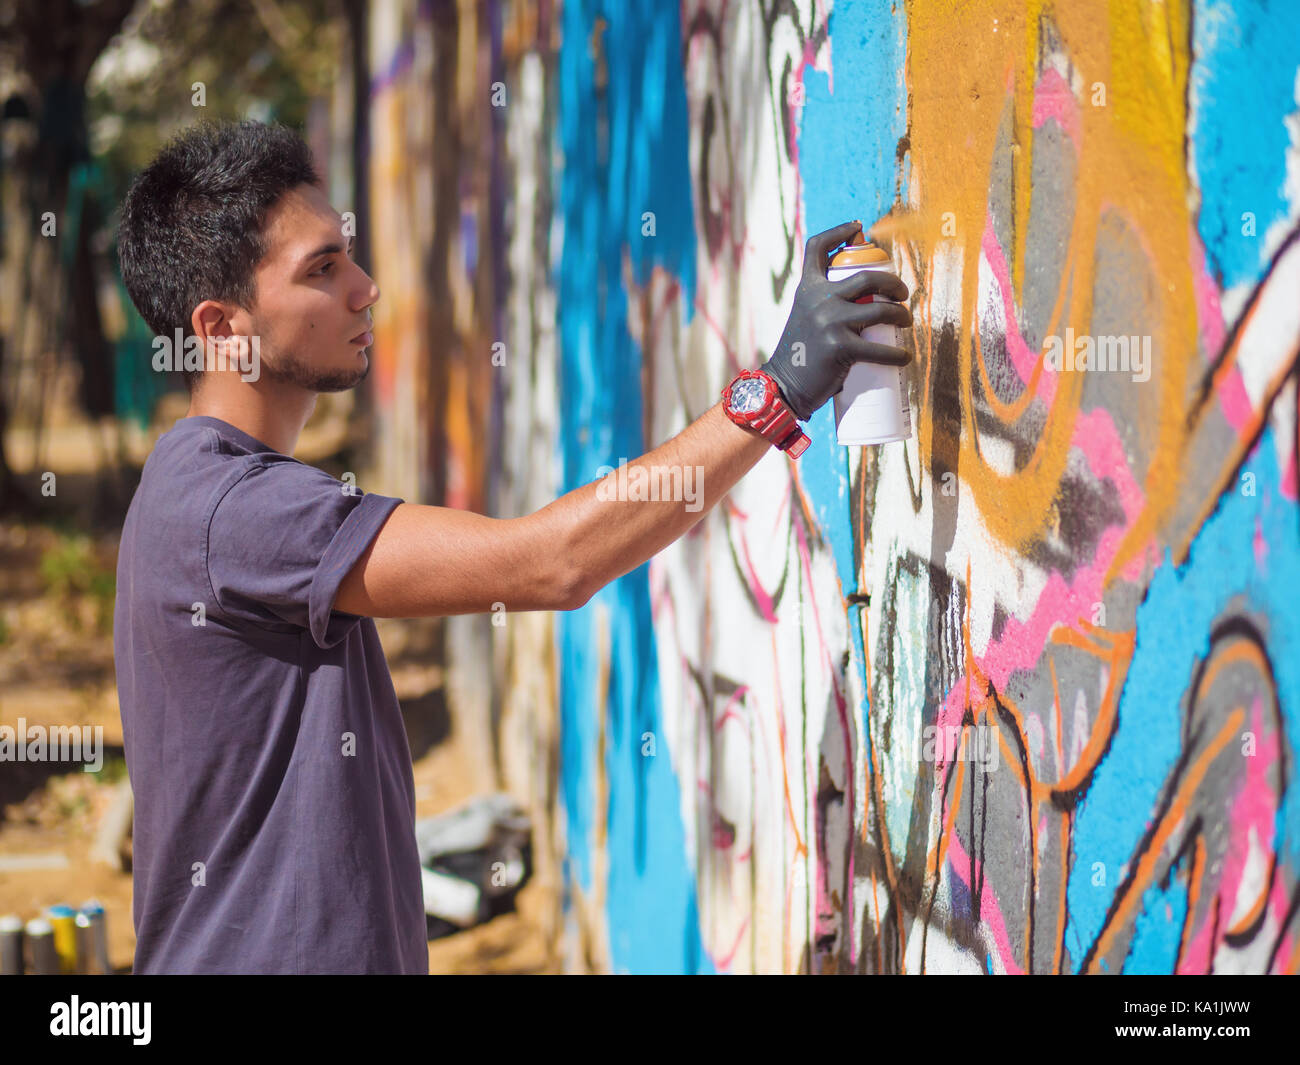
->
[186, 390, 315, 457]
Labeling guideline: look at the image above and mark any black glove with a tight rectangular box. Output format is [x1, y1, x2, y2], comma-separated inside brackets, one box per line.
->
[761, 220, 913, 421]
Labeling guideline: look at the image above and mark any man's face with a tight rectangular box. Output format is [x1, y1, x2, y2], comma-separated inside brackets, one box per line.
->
[240, 182, 379, 392]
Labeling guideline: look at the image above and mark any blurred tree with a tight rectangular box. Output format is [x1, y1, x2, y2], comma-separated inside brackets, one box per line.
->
[0, 0, 345, 515]
[87, 0, 344, 184]
[0, 0, 136, 512]
[85, 0, 345, 448]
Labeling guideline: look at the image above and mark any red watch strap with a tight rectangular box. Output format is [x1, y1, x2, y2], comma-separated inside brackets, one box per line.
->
[722, 370, 812, 457]
[779, 429, 811, 457]
[749, 401, 797, 441]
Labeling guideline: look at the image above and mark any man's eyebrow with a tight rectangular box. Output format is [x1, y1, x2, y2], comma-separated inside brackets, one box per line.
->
[298, 234, 355, 268]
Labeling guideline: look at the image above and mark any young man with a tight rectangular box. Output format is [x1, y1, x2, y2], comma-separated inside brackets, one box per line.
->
[113, 118, 912, 974]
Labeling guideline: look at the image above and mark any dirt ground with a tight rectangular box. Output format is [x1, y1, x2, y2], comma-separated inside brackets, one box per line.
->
[0, 397, 559, 974]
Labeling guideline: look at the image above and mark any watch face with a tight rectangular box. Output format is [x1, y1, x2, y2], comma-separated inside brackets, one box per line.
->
[730, 377, 768, 414]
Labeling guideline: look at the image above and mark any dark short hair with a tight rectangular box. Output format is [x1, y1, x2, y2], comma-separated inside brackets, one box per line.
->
[117, 118, 321, 389]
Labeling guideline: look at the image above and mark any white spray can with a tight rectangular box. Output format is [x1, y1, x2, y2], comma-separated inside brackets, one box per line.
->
[828, 237, 912, 445]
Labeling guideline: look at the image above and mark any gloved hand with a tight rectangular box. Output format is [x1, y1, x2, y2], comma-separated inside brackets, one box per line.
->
[761, 220, 913, 422]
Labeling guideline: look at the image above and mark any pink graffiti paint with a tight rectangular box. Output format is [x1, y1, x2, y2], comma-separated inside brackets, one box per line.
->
[788, 481, 858, 962]
[711, 913, 751, 972]
[934, 521, 1136, 733]
[1031, 67, 1083, 151]
[1190, 229, 1228, 369]
[1072, 407, 1149, 530]
[1254, 515, 1268, 566]
[944, 829, 1025, 974]
[981, 219, 1059, 405]
[1177, 697, 1281, 973]
[736, 528, 780, 623]
[691, 294, 743, 372]
[1184, 227, 1291, 504]
[784, 21, 831, 286]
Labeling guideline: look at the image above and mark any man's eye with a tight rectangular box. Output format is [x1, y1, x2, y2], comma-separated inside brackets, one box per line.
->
[316, 261, 334, 275]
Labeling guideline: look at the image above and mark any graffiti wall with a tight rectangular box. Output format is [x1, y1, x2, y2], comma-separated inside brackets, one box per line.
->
[365, 0, 1300, 972]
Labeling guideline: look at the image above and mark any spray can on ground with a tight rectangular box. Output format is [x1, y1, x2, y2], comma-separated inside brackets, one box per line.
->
[25, 917, 57, 975]
[0, 914, 23, 974]
[46, 904, 78, 973]
[77, 900, 111, 974]
[828, 236, 912, 445]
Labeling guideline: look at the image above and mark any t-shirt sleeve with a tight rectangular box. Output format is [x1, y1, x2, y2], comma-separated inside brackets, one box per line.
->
[205, 458, 404, 649]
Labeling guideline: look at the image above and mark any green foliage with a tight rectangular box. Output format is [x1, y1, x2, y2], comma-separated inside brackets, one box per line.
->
[87, 0, 345, 196]
[55, 787, 90, 820]
[98, 753, 129, 785]
[39, 533, 116, 635]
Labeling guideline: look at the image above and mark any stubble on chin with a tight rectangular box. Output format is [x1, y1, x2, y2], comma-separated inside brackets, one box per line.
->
[260, 348, 370, 393]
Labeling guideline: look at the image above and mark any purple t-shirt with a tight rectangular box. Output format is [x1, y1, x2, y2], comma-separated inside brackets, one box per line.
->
[113, 415, 428, 974]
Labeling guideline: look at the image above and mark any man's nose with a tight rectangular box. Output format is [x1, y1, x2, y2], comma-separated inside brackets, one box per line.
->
[355, 272, 379, 308]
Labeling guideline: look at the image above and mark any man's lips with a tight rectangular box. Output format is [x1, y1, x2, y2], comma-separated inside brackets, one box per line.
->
[350, 328, 373, 345]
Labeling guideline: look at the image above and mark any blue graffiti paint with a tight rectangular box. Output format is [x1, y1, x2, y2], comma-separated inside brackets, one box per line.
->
[1068, 424, 1300, 970]
[1191, 0, 1300, 289]
[1125, 877, 1191, 975]
[555, 0, 712, 973]
[797, 4, 910, 970]
[798, 0, 910, 598]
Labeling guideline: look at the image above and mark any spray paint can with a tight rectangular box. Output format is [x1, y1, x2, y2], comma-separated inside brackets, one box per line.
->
[75, 912, 93, 974]
[77, 900, 111, 974]
[25, 917, 57, 975]
[0, 914, 23, 975]
[46, 903, 78, 974]
[828, 237, 912, 445]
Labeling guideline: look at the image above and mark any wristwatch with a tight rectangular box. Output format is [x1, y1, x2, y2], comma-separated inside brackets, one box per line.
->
[721, 369, 811, 458]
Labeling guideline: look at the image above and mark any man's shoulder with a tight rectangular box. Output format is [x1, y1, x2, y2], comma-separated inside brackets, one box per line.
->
[139, 421, 337, 504]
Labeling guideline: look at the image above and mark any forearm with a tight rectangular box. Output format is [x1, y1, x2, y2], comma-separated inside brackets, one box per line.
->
[540, 400, 773, 605]
[338, 219, 908, 621]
